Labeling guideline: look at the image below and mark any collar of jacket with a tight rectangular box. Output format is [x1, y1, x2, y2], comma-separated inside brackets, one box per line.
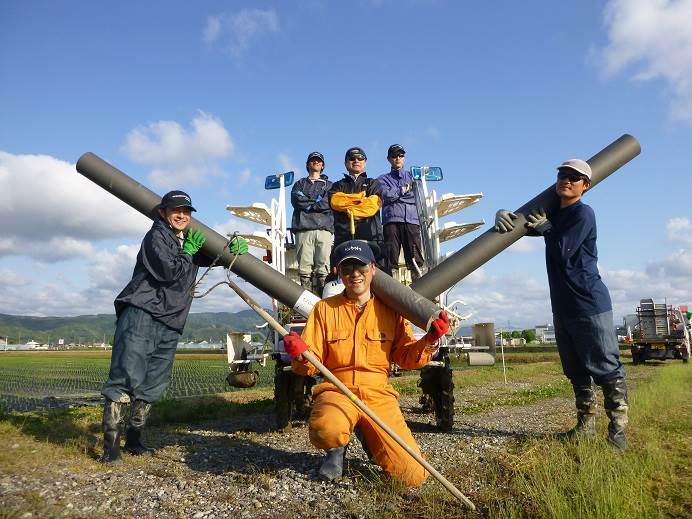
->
[344, 172, 369, 181]
[155, 217, 185, 242]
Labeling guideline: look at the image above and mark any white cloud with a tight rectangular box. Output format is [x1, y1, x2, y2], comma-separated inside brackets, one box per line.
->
[203, 15, 222, 44]
[0, 151, 150, 261]
[666, 217, 692, 245]
[277, 153, 300, 175]
[507, 236, 543, 253]
[592, 0, 692, 123]
[0, 269, 30, 287]
[203, 9, 280, 59]
[121, 112, 233, 188]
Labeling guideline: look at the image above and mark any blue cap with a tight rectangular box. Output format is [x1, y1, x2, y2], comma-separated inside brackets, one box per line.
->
[159, 190, 196, 211]
[333, 240, 376, 266]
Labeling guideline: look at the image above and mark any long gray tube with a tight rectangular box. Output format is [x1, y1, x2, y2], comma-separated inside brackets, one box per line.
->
[75, 153, 441, 329]
[410, 134, 641, 300]
[76, 153, 307, 313]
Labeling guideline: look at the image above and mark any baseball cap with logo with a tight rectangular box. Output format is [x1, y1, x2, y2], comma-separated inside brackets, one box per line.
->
[345, 147, 367, 161]
[333, 240, 376, 266]
[557, 159, 592, 180]
[307, 151, 324, 163]
[387, 144, 405, 157]
[159, 190, 196, 211]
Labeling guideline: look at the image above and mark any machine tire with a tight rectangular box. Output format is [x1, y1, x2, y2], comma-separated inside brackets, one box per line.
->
[434, 355, 455, 431]
[274, 363, 293, 430]
[418, 351, 455, 431]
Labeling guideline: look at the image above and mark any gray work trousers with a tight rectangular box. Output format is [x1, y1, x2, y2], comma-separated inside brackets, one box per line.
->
[102, 305, 179, 403]
[553, 310, 625, 386]
[295, 229, 333, 277]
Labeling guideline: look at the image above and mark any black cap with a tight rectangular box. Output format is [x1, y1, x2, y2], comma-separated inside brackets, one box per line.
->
[345, 147, 367, 161]
[306, 151, 324, 163]
[333, 240, 376, 266]
[159, 190, 196, 211]
[387, 144, 405, 157]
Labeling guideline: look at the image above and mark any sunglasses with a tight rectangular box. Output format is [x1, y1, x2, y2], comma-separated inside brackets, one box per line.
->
[557, 173, 587, 183]
[347, 155, 365, 161]
[339, 262, 370, 275]
[389, 153, 405, 159]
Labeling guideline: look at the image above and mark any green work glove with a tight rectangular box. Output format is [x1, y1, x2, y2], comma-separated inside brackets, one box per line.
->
[182, 229, 206, 256]
[229, 236, 249, 255]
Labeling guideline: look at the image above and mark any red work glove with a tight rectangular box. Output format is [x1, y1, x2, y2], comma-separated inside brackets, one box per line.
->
[425, 311, 449, 344]
[283, 331, 309, 363]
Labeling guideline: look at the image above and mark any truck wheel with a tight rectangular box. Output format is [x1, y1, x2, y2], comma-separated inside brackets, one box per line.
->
[433, 354, 455, 431]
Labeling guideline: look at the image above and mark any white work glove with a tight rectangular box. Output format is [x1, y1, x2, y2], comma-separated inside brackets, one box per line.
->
[526, 208, 553, 234]
[494, 209, 518, 233]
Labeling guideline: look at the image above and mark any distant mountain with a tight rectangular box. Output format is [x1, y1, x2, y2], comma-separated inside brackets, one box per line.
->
[0, 310, 266, 345]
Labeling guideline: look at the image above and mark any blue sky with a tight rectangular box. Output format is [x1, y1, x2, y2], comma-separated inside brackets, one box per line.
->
[1, 0, 691, 328]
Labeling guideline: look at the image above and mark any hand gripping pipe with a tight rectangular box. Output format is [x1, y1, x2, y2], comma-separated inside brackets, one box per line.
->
[410, 134, 641, 300]
[75, 153, 442, 330]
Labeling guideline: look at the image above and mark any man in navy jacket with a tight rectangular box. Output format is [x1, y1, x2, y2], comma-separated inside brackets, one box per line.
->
[101, 190, 248, 463]
[494, 159, 629, 450]
[290, 152, 334, 296]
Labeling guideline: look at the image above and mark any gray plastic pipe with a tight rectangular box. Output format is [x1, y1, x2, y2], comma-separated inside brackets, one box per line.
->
[410, 134, 641, 300]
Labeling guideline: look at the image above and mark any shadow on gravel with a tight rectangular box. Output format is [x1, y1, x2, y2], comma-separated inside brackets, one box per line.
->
[177, 433, 324, 478]
[405, 417, 536, 440]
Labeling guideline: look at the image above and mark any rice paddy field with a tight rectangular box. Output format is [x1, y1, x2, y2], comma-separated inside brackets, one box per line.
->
[0, 351, 276, 412]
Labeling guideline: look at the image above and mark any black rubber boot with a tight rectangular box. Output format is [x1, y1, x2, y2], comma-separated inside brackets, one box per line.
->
[300, 276, 312, 291]
[124, 399, 155, 456]
[101, 399, 126, 464]
[313, 275, 326, 298]
[318, 445, 347, 481]
[601, 378, 629, 450]
[560, 382, 597, 439]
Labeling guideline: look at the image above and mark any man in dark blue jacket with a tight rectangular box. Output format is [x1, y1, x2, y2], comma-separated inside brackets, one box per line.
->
[378, 144, 425, 280]
[328, 147, 389, 274]
[494, 159, 629, 450]
[100, 190, 248, 463]
[291, 152, 334, 296]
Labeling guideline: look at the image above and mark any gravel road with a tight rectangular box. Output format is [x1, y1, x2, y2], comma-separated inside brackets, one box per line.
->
[1, 381, 580, 519]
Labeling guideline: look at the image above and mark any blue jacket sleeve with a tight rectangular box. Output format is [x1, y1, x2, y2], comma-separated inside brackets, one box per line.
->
[544, 208, 594, 263]
[291, 181, 313, 211]
[379, 175, 402, 204]
[312, 181, 332, 213]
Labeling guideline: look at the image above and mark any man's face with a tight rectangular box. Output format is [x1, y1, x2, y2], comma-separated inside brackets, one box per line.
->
[388, 152, 405, 170]
[555, 170, 590, 203]
[307, 158, 324, 174]
[159, 207, 192, 233]
[345, 154, 366, 176]
[339, 260, 375, 298]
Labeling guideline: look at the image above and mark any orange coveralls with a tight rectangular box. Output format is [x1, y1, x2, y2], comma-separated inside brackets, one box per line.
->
[292, 293, 434, 486]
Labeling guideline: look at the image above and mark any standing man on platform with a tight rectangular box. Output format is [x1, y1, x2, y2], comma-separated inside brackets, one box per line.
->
[329, 147, 389, 274]
[378, 144, 425, 280]
[290, 151, 334, 296]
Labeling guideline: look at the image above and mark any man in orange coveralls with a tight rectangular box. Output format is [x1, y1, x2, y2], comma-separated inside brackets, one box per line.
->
[283, 240, 449, 486]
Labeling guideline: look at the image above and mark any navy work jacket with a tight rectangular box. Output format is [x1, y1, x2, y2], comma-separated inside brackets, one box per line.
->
[290, 174, 334, 233]
[114, 218, 212, 333]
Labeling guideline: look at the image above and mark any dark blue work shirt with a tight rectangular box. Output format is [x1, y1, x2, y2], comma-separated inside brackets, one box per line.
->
[543, 200, 612, 317]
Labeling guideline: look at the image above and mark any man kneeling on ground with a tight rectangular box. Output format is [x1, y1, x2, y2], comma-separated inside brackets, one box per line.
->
[283, 240, 449, 486]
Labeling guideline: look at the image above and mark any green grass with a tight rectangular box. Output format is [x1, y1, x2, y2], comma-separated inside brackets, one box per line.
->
[476, 362, 692, 518]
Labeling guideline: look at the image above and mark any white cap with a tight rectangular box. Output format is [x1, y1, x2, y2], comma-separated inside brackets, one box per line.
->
[557, 159, 592, 180]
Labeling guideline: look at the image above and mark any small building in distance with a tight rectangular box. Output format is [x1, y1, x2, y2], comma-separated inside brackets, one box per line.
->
[535, 324, 556, 344]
